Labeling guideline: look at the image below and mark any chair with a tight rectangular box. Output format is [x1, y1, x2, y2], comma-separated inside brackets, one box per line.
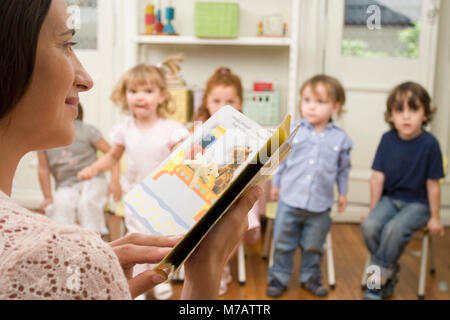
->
[262, 201, 337, 289]
[360, 228, 436, 299]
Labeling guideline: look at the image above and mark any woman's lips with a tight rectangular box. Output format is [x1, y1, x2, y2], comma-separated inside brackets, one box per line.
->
[65, 97, 79, 114]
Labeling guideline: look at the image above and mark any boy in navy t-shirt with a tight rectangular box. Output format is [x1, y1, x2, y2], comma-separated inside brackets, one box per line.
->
[361, 82, 445, 300]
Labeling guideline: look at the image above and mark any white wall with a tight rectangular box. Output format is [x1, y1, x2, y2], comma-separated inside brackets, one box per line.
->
[432, 0, 450, 221]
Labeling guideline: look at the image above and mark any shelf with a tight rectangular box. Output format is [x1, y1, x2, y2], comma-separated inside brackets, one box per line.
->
[134, 35, 292, 47]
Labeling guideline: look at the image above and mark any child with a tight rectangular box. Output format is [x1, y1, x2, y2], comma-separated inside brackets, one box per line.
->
[77, 61, 190, 300]
[37, 104, 121, 238]
[193, 66, 263, 295]
[267, 75, 353, 298]
[361, 81, 445, 300]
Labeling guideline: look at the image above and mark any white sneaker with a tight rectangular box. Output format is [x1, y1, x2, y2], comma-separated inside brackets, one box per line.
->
[153, 283, 173, 300]
[134, 293, 147, 300]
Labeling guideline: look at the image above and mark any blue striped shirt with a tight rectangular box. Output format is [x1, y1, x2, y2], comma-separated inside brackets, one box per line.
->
[273, 119, 353, 212]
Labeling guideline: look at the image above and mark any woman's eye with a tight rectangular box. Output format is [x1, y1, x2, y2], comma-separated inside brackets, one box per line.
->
[129, 90, 136, 94]
[146, 90, 153, 94]
[64, 41, 77, 50]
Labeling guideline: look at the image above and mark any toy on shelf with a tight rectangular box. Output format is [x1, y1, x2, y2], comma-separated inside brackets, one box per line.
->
[163, 0, 176, 34]
[258, 14, 287, 37]
[154, 1, 164, 33]
[145, 4, 155, 34]
[143, 0, 178, 36]
[195, 2, 239, 38]
[253, 81, 274, 92]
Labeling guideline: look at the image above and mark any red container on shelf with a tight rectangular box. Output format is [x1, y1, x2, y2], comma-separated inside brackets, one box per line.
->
[253, 82, 273, 92]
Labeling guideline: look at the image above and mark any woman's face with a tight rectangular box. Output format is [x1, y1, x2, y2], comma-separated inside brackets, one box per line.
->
[12, 0, 92, 150]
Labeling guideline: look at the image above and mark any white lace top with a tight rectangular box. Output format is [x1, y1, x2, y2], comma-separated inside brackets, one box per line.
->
[0, 190, 131, 300]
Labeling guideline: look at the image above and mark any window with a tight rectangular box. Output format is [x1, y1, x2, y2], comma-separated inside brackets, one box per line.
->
[342, 0, 422, 59]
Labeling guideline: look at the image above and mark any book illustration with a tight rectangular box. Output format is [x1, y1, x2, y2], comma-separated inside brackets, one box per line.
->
[183, 152, 219, 188]
[213, 147, 251, 194]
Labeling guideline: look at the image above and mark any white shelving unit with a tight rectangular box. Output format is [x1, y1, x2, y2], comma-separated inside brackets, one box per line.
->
[124, 0, 300, 119]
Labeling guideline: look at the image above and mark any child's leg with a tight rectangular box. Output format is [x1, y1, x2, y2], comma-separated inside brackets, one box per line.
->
[45, 186, 79, 225]
[267, 200, 302, 286]
[371, 200, 430, 279]
[361, 197, 398, 256]
[77, 177, 109, 235]
[244, 200, 261, 245]
[298, 209, 331, 284]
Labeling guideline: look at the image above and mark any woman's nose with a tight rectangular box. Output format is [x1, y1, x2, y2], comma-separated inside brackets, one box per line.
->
[73, 55, 93, 93]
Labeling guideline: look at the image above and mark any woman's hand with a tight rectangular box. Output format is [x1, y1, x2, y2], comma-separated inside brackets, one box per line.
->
[181, 186, 263, 299]
[109, 233, 183, 299]
[77, 165, 99, 181]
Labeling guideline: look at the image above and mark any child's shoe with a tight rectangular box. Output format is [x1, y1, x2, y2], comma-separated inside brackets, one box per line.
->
[266, 279, 286, 298]
[218, 264, 232, 296]
[363, 287, 383, 300]
[301, 278, 328, 297]
[382, 274, 399, 299]
[153, 283, 173, 300]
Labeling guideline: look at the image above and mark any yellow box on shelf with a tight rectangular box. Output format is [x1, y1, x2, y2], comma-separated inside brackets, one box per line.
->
[166, 88, 193, 124]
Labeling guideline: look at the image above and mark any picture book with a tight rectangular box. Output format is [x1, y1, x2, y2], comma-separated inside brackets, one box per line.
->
[123, 106, 300, 278]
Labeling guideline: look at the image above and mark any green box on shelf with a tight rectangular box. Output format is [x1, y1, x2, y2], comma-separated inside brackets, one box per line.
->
[195, 2, 239, 38]
[243, 91, 280, 126]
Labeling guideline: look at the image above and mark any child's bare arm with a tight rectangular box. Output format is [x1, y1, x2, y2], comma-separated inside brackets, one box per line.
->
[369, 170, 385, 210]
[94, 138, 123, 201]
[427, 179, 444, 236]
[78, 144, 125, 181]
[37, 152, 53, 211]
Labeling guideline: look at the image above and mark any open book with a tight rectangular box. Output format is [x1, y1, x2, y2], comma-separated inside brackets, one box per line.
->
[123, 106, 300, 278]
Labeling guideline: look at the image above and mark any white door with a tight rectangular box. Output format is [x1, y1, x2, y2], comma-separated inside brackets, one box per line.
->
[12, 0, 116, 208]
[323, 0, 441, 221]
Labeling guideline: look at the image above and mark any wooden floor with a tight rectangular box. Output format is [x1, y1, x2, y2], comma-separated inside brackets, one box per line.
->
[151, 221, 450, 300]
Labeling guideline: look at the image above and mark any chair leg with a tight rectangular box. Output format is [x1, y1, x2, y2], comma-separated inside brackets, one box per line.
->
[418, 233, 429, 299]
[238, 242, 246, 285]
[262, 219, 273, 260]
[325, 232, 336, 289]
[361, 254, 371, 290]
[429, 235, 436, 275]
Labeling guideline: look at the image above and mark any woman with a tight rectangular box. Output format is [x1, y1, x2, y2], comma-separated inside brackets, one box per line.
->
[0, 0, 261, 300]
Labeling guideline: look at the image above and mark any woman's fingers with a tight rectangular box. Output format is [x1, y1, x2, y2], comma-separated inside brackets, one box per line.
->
[128, 269, 169, 299]
[113, 244, 173, 267]
[110, 233, 183, 248]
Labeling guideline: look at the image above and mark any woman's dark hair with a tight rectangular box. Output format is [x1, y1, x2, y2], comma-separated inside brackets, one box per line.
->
[0, 0, 52, 120]
[385, 81, 435, 129]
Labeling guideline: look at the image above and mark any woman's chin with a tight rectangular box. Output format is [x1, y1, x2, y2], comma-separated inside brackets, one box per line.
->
[39, 124, 76, 150]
